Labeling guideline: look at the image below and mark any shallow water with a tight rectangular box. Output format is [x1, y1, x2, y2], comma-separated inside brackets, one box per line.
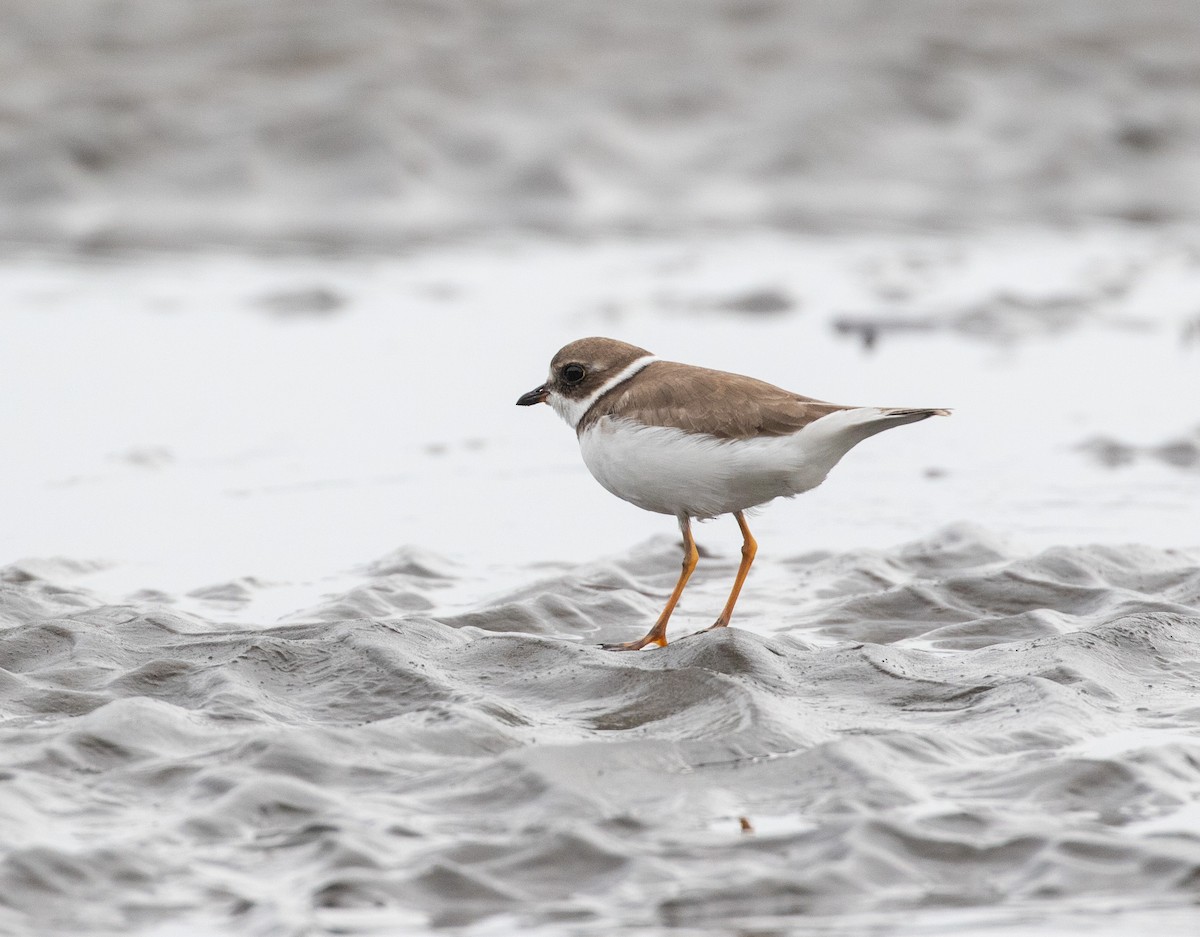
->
[1, 231, 1200, 934]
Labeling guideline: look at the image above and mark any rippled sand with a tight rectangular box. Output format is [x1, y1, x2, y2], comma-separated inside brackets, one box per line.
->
[2, 526, 1199, 934]
[5, 2, 1200, 248]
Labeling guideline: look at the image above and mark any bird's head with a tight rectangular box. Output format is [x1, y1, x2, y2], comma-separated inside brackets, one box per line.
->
[516, 337, 655, 429]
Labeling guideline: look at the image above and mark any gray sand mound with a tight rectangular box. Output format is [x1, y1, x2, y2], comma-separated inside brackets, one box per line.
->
[2, 527, 1199, 933]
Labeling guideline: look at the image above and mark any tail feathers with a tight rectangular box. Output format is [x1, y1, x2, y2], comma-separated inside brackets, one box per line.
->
[805, 405, 950, 452]
[786, 405, 950, 492]
[864, 407, 951, 436]
[880, 407, 952, 421]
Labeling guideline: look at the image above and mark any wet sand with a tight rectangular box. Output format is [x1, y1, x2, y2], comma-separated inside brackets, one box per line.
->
[5, 2, 1200, 249]
[2, 528, 1199, 935]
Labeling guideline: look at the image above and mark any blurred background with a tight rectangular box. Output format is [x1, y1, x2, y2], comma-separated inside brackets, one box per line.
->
[3, 0, 1200, 251]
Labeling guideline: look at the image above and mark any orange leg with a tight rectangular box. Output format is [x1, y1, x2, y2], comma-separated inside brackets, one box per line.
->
[709, 511, 757, 629]
[602, 516, 698, 651]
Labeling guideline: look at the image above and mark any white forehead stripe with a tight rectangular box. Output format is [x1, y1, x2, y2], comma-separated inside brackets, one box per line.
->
[549, 355, 659, 429]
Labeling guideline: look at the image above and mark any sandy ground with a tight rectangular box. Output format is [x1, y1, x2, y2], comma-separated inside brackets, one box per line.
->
[1, 229, 1199, 934]
[4, 1, 1200, 248]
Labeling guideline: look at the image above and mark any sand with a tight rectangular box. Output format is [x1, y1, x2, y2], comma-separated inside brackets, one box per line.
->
[4, 1, 1200, 249]
[3, 530, 1200, 935]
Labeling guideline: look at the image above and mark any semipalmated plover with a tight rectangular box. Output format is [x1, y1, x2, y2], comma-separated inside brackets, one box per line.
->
[517, 337, 948, 651]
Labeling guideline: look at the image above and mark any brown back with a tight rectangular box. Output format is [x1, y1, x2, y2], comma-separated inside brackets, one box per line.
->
[577, 360, 850, 439]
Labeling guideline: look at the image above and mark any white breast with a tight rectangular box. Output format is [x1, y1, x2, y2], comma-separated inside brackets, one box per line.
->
[577, 408, 906, 519]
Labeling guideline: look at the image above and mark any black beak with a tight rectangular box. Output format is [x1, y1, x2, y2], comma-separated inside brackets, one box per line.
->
[516, 384, 549, 406]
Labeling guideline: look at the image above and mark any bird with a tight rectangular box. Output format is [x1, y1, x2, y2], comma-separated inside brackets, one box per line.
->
[516, 337, 948, 651]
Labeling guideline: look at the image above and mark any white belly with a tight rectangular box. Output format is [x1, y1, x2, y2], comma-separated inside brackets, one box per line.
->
[577, 416, 843, 519]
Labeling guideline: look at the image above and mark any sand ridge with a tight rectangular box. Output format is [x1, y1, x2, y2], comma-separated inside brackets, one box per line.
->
[2, 526, 1199, 933]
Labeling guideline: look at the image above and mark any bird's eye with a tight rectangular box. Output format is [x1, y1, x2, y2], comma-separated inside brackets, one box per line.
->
[562, 364, 587, 385]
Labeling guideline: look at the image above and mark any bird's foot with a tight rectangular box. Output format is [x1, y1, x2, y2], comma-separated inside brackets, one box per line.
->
[599, 633, 668, 652]
[677, 621, 730, 642]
